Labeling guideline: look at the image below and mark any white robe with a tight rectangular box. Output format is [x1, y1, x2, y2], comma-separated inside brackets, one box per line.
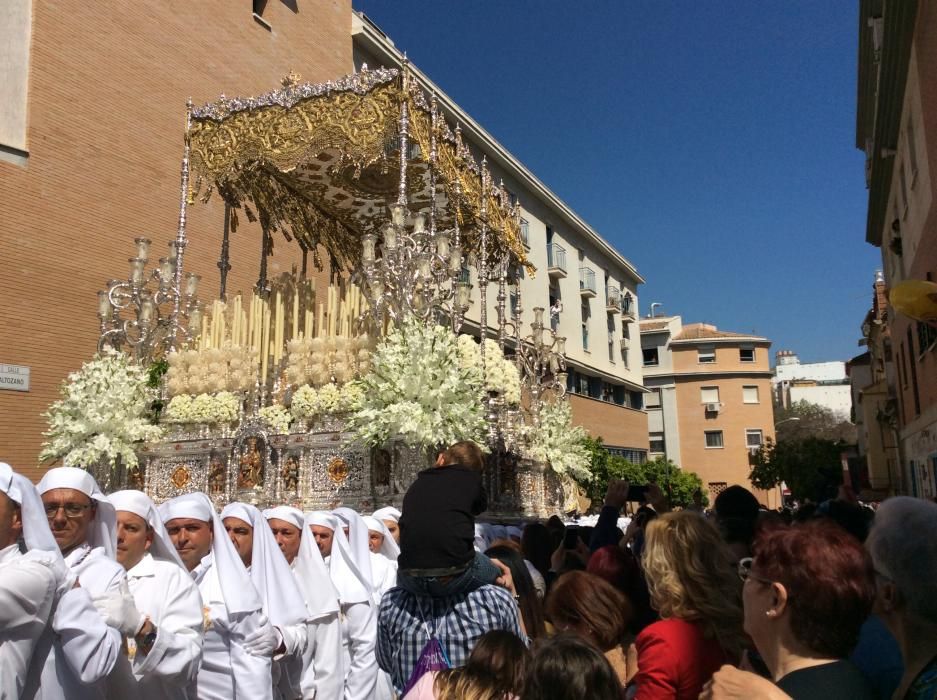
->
[0, 545, 58, 700]
[192, 557, 273, 700]
[367, 553, 397, 606]
[289, 555, 343, 700]
[35, 545, 126, 700]
[121, 553, 204, 700]
[340, 601, 380, 700]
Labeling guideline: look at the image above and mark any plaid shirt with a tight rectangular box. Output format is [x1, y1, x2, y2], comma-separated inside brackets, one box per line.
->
[376, 584, 524, 691]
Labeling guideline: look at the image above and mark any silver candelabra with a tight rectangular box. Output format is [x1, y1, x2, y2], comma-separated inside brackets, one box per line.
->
[97, 236, 201, 363]
[515, 306, 568, 428]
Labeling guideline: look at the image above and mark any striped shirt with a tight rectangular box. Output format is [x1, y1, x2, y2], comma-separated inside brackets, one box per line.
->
[376, 584, 524, 691]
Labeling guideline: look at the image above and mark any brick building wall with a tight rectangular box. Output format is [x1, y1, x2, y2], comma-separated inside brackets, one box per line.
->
[0, 0, 353, 480]
[569, 393, 649, 455]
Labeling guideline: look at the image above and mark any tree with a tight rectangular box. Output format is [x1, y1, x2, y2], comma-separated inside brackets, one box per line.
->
[749, 436, 844, 502]
[775, 400, 856, 445]
[582, 436, 707, 509]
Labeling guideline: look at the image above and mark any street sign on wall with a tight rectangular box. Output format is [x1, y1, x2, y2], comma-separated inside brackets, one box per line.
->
[0, 364, 30, 392]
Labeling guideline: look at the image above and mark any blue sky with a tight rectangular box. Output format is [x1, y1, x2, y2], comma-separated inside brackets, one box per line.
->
[353, 1, 880, 364]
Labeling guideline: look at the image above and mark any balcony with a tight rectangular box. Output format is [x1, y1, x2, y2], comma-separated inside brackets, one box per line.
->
[579, 267, 597, 298]
[547, 243, 567, 278]
[620, 291, 636, 322]
[606, 285, 621, 312]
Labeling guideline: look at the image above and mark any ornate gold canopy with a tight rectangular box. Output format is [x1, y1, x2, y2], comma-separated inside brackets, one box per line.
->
[188, 67, 529, 273]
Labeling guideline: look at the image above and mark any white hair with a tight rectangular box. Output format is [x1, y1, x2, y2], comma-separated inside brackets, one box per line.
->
[867, 496, 937, 624]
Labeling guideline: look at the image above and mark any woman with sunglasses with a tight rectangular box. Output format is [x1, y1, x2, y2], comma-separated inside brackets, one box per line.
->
[739, 519, 877, 699]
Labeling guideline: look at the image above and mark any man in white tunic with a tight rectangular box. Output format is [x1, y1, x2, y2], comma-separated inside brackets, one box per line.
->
[0, 462, 71, 699]
[371, 506, 401, 545]
[361, 515, 399, 604]
[220, 503, 308, 700]
[263, 506, 344, 700]
[109, 490, 204, 700]
[161, 493, 276, 700]
[308, 512, 380, 700]
[36, 467, 133, 700]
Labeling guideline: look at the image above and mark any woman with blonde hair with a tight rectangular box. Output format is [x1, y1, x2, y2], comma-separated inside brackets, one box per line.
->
[403, 630, 529, 700]
[631, 510, 744, 699]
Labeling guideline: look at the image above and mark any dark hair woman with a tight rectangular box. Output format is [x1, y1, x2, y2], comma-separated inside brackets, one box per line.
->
[486, 544, 546, 639]
[521, 635, 622, 700]
[546, 570, 635, 686]
[743, 519, 878, 699]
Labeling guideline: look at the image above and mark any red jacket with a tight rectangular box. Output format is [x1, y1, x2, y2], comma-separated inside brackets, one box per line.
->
[632, 618, 733, 700]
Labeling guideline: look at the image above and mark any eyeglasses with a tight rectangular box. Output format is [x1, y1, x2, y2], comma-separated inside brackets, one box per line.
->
[737, 557, 772, 585]
[44, 502, 93, 519]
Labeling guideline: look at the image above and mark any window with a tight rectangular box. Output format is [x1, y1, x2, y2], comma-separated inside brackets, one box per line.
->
[577, 374, 590, 395]
[520, 218, 529, 247]
[700, 386, 720, 404]
[649, 433, 665, 454]
[645, 389, 662, 409]
[705, 431, 724, 448]
[742, 385, 759, 404]
[917, 321, 937, 356]
[643, 348, 659, 367]
[698, 345, 716, 363]
[740, 346, 755, 363]
[746, 429, 764, 448]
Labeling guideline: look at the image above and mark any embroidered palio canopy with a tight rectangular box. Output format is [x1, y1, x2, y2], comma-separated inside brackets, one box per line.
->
[188, 66, 529, 273]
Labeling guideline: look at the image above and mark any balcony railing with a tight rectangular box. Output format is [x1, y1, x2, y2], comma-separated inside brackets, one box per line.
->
[606, 285, 621, 312]
[620, 291, 635, 320]
[547, 243, 567, 277]
[579, 267, 597, 297]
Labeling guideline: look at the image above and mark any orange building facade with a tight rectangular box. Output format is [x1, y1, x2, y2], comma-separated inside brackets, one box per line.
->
[640, 317, 777, 506]
[0, 0, 353, 479]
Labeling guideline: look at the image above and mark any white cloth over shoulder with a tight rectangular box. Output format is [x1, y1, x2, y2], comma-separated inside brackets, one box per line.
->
[160, 493, 262, 615]
[161, 493, 272, 700]
[109, 489, 185, 568]
[220, 502, 309, 629]
[362, 516, 399, 561]
[308, 512, 371, 605]
[38, 466, 117, 558]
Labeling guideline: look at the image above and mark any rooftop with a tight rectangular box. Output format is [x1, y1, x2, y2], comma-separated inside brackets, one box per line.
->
[671, 323, 769, 343]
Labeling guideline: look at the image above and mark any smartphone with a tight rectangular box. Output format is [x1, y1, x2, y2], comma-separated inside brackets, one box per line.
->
[563, 526, 580, 549]
[627, 484, 649, 502]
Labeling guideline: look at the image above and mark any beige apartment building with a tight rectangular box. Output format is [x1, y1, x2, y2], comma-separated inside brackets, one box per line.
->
[640, 316, 777, 505]
[1, 1, 352, 479]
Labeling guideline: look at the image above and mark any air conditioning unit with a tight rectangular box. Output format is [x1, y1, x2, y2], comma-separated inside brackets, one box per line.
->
[704, 402, 721, 413]
[619, 338, 630, 350]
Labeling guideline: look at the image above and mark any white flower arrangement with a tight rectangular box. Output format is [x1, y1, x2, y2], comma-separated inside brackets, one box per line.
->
[164, 391, 241, 424]
[290, 381, 366, 419]
[455, 335, 522, 406]
[346, 319, 487, 450]
[39, 350, 163, 470]
[258, 405, 292, 434]
[524, 400, 592, 481]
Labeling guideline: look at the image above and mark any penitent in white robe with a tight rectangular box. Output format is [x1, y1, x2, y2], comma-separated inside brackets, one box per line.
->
[35, 545, 126, 700]
[122, 553, 204, 700]
[192, 557, 274, 700]
[341, 601, 381, 700]
[0, 545, 58, 700]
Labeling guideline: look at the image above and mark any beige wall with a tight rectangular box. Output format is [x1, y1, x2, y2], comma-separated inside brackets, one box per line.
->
[0, 0, 352, 480]
[671, 342, 771, 374]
